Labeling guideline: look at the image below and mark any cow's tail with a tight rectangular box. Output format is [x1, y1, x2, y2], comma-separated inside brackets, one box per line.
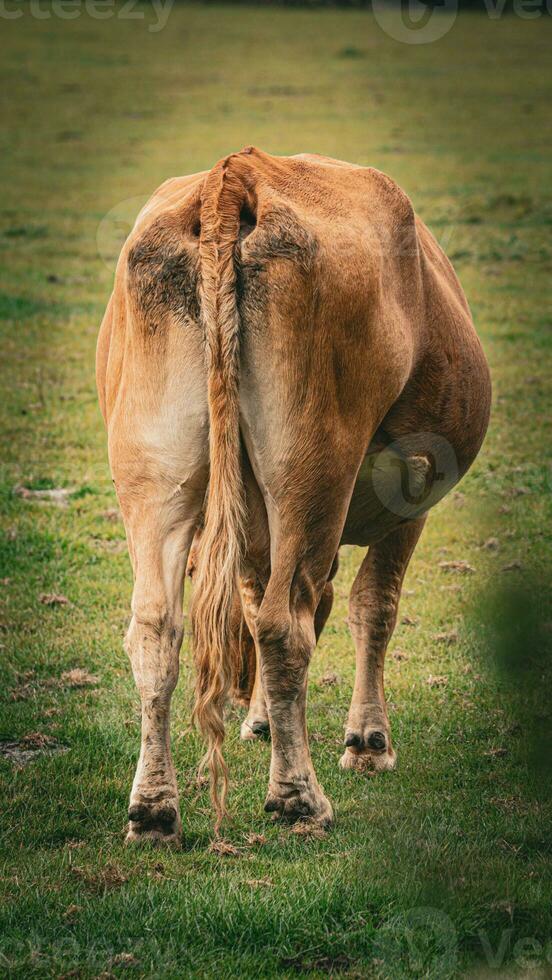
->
[191, 156, 251, 830]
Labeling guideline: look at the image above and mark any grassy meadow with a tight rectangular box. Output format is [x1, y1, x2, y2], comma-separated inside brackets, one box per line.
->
[1, 5, 552, 977]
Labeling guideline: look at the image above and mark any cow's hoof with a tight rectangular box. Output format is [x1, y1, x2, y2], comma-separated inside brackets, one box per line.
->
[125, 799, 182, 846]
[264, 784, 333, 827]
[340, 730, 396, 774]
[240, 716, 270, 741]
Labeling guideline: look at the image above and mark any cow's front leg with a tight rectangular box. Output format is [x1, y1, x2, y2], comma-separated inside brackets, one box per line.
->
[240, 571, 335, 742]
[122, 503, 198, 846]
[257, 587, 333, 827]
[341, 516, 426, 773]
[239, 575, 270, 739]
[240, 642, 270, 740]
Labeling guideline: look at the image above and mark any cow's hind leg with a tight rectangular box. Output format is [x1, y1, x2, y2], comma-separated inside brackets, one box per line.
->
[120, 492, 202, 845]
[341, 516, 426, 773]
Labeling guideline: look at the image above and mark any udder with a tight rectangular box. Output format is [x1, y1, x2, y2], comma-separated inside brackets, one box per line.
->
[342, 438, 452, 547]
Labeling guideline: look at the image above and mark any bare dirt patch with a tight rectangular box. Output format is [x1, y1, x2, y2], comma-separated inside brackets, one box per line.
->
[0, 732, 68, 767]
[14, 485, 72, 507]
[289, 822, 328, 841]
[432, 629, 459, 645]
[10, 667, 99, 701]
[439, 560, 476, 575]
[59, 668, 99, 688]
[70, 864, 128, 893]
[208, 839, 242, 857]
[39, 593, 70, 606]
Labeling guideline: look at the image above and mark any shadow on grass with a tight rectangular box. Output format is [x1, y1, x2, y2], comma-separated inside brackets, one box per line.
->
[474, 573, 552, 793]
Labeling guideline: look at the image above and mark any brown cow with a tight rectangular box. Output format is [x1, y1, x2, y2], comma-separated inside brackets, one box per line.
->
[96, 147, 491, 843]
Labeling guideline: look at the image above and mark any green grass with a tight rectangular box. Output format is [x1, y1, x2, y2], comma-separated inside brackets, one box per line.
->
[1, 6, 552, 978]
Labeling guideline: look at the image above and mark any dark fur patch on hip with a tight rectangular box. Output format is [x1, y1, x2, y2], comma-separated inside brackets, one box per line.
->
[127, 214, 200, 334]
[237, 203, 318, 317]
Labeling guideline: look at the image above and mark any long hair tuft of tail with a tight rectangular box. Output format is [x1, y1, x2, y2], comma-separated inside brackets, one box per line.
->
[191, 155, 251, 830]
